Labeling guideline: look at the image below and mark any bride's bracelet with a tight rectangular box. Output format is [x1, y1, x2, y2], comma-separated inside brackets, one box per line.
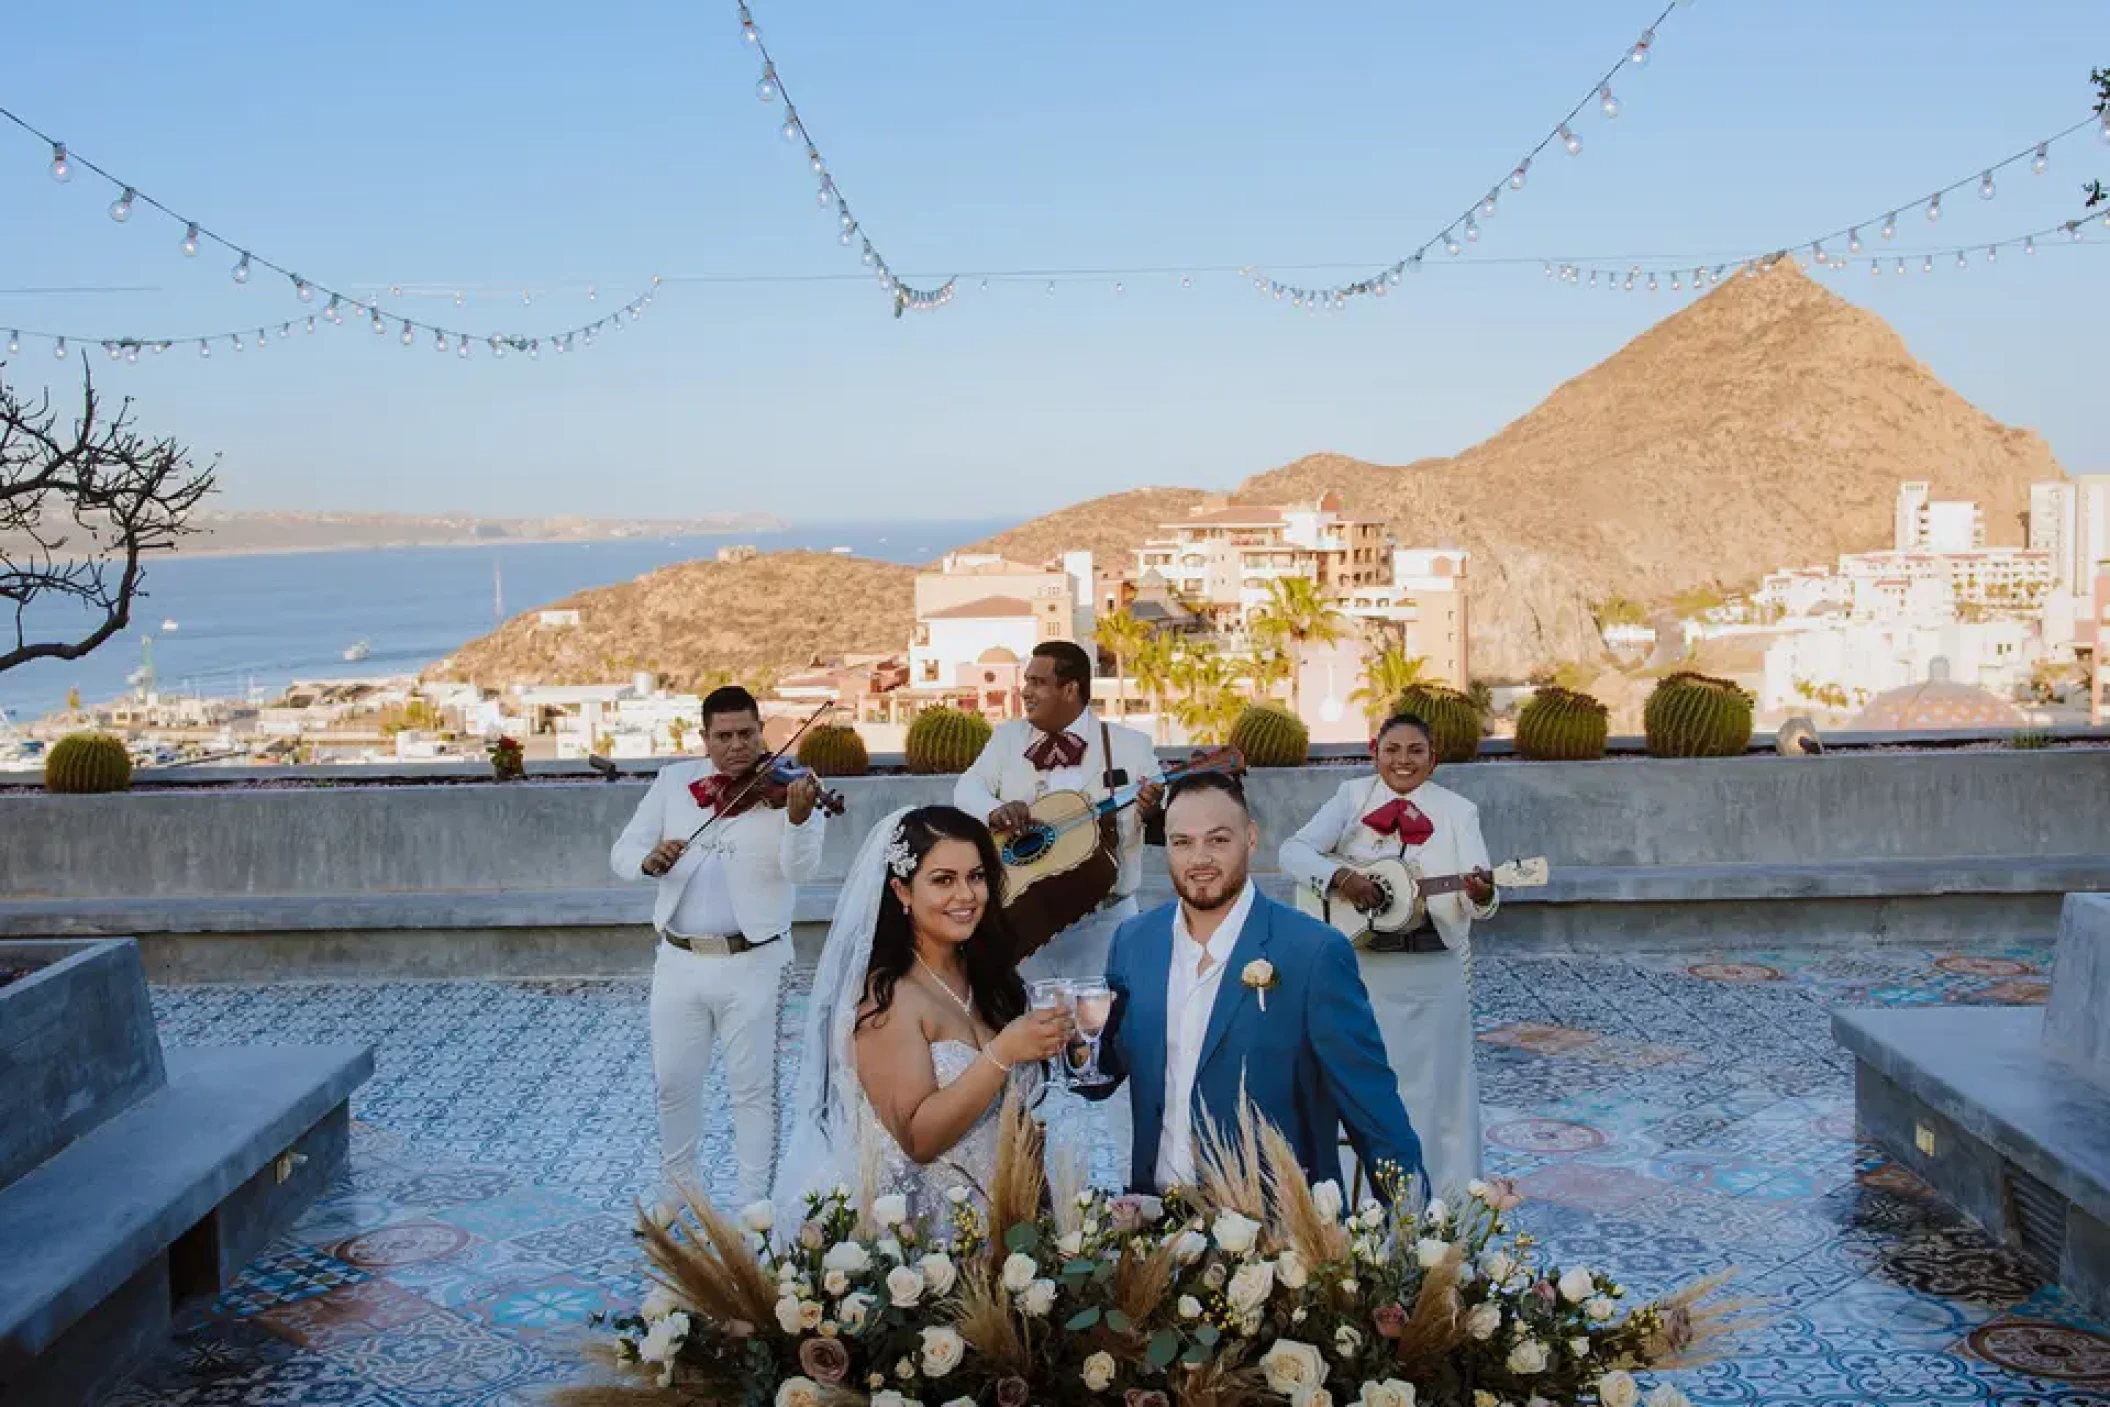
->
[981, 1048, 1013, 1075]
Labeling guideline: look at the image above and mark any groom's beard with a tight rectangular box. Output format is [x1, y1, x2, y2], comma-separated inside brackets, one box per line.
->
[1173, 861, 1247, 913]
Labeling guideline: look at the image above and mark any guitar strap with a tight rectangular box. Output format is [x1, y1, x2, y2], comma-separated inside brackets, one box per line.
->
[1097, 721, 1124, 895]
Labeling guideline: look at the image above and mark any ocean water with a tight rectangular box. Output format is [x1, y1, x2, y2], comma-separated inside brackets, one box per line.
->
[0, 519, 1009, 722]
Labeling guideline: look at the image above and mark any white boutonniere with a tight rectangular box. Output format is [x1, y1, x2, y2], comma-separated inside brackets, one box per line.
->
[1241, 959, 1278, 1012]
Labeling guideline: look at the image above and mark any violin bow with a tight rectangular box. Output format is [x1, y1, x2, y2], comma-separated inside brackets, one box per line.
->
[685, 701, 838, 846]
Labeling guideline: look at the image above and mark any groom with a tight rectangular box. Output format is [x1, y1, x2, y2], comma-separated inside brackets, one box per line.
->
[1086, 771, 1425, 1197]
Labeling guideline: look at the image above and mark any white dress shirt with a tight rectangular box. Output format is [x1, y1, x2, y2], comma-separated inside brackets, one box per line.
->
[665, 852, 741, 939]
[1155, 880, 1257, 1190]
[955, 710, 1159, 904]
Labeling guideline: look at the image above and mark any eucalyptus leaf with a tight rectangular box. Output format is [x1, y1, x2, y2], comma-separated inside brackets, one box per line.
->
[1147, 1329, 1180, 1369]
[1066, 1306, 1103, 1331]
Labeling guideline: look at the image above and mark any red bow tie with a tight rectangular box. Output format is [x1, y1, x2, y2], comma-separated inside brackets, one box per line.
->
[688, 775, 734, 812]
[1025, 730, 1086, 771]
[1361, 797, 1434, 844]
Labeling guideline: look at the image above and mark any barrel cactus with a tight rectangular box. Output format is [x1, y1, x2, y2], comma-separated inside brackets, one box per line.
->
[44, 731, 134, 794]
[1644, 672, 1755, 758]
[1390, 684, 1483, 764]
[796, 723, 871, 777]
[1514, 687, 1610, 761]
[1228, 703, 1309, 768]
[904, 707, 992, 776]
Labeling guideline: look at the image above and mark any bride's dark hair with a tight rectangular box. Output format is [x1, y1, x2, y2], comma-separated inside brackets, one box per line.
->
[857, 805, 1027, 1034]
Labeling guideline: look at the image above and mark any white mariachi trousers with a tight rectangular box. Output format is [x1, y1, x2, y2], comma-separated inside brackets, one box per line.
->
[649, 937, 791, 1206]
[1359, 943, 1483, 1198]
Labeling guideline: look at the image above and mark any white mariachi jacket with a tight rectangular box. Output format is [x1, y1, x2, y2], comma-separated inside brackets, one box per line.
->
[609, 758, 827, 939]
[1278, 776, 1497, 950]
[954, 713, 1158, 900]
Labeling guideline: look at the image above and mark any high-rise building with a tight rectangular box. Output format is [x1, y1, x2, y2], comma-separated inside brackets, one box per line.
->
[2029, 475, 2110, 595]
[1895, 481, 1984, 553]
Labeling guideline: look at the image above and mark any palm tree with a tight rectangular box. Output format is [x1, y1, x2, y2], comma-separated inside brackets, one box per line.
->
[1130, 631, 1179, 744]
[1351, 641, 1430, 726]
[1168, 639, 1245, 744]
[1247, 577, 1346, 720]
[1094, 609, 1155, 724]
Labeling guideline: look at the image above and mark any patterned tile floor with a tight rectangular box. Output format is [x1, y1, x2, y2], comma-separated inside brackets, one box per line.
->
[102, 939, 2110, 1406]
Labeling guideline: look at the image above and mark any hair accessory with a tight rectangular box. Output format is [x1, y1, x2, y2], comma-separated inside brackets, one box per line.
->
[884, 824, 917, 880]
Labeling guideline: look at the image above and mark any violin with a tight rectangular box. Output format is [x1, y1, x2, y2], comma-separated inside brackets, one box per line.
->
[690, 755, 847, 824]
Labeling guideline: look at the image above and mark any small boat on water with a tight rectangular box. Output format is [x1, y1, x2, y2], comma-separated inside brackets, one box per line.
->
[343, 640, 371, 663]
[160, 619, 179, 632]
[829, 546, 852, 555]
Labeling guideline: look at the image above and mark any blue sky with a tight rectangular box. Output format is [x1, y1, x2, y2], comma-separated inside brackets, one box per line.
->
[2, 1, 2105, 524]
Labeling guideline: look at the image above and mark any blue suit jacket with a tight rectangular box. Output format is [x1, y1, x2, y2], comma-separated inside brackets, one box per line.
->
[1095, 891, 1426, 1197]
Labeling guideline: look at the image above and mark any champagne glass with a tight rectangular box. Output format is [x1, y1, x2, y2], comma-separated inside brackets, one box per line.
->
[1029, 979, 1076, 1090]
[1067, 977, 1116, 1088]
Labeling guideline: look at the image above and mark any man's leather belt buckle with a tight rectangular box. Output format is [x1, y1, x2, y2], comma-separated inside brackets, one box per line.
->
[1364, 929, 1447, 955]
[664, 932, 782, 957]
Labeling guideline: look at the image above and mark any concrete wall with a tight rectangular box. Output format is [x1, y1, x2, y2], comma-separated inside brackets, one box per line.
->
[4, 750, 2106, 977]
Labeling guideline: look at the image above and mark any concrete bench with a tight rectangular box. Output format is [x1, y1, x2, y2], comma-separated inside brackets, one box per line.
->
[1834, 892, 2110, 1321]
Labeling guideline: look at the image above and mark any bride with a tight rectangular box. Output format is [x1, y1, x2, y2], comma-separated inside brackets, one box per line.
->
[774, 805, 1069, 1223]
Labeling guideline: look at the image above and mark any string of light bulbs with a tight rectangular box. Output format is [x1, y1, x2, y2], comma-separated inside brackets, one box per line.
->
[733, 1, 954, 317]
[2, 103, 662, 364]
[1540, 111, 2110, 293]
[1246, 1, 1685, 312]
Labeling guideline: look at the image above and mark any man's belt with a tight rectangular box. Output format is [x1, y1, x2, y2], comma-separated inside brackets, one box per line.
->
[1364, 928, 1448, 955]
[663, 931, 784, 957]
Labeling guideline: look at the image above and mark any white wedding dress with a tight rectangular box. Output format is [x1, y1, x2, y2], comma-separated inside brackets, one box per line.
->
[774, 809, 1042, 1227]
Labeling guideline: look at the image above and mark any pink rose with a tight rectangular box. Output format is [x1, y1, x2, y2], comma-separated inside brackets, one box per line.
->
[1532, 1280, 1559, 1309]
[799, 1337, 851, 1385]
[1373, 1304, 1408, 1339]
[998, 1377, 1032, 1407]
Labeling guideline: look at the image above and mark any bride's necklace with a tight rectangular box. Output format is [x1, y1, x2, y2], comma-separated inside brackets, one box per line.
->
[914, 953, 974, 1018]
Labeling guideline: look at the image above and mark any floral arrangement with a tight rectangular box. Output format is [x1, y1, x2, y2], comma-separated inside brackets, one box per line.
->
[487, 734, 525, 780]
[565, 1099, 1740, 1407]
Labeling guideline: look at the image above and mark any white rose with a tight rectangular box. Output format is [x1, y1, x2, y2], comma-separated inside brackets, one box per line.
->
[775, 1296, 804, 1335]
[1558, 1266, 1595, 1304]
[1359, 1204, 1385, 1230]
[920, 1326, 966, 1378]
[1506, 1338, 1549, 1375]
[1276, 1249, 1309, 1290]
[1482, 1251, 1517, 1285]
[946, 1185, 971, 1205]
[1569, 1337, 1592, 1359]
[1423, 1198, 1449, 1225]
[886, 1265, 926, 1308]
[1339, 1278, 1359, 1295]
[824, 1269, 849, 1297]
[1334, 1325, 1363, 1359]
[1464, 1302, 1502, 1341]
[920, 1252, 958, 1296]
[1312, 1180, 1345, 1220]
[1082, 1351, 1118, 1392]
[1202, 1262, 1228, 1291]
[1643, 1388, 1690, 1407]
[1178, 1295, 1203, 1320]
[1001, 1252, 1038, 1293]
[1586, 1296, 1616, 1323]
[641, 1285, 680, 1321]
[1594, 1372, 1639, 1407]
[1466, 1179, 1489, 1200]
[741, 1200, 776, 1234]
[1227, 1261, 1276, 1314]
[800, 1301, 825, 1331]
[1359, 1381, 1417, 1407]
[873, 1194, 909, 1228]
[1259, 1340, 1329, 1397]
[1243, 958, 1276, 988]
[1173, 1230, 1209, 1265]
[1214, 1211, 1262, 1257]
[640, 1312, 690, 1364]
[1057, 1230, 1085, 1257]
[839, 1293, 875, 1331]
[776, 1379, 824, 1407]
[1414, 1238, 1450, 1270]
[1020, 1279, 1057, 1317]
[1293, 1392, 1333, 1407]
[824, 1242, 872, 1276]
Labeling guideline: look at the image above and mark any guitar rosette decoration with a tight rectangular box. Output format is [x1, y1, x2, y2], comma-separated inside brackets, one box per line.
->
[565, 1099, 1742, 1407]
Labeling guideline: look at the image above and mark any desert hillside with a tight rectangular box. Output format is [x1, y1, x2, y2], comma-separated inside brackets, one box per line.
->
[429, 551, 914, 692]
[965, 487, 1218, 568]
[968, 261, 2062, 678]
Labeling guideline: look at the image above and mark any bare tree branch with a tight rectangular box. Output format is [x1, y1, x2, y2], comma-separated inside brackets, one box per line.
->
[0, 366, 218, 675]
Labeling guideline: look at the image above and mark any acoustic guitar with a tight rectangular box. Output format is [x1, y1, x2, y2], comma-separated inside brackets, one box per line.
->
[998, 746, 1244, 958]
[1294, 855, 1550, 949]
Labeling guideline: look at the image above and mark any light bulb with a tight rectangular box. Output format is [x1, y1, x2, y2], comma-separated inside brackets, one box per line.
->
[401, 322, 415, 345]
[182, 223, 200, 256]
[839, 228, 854, 246]
[2033, 144, 2049, 175]
[2024, 236, 2036, 255]
[1588, 270, 1598, 286]
[1409, 252, 1424, 272]
[231, 334, 243, 353]
[860, 243, 876, 267]
[125, 344, 139, 363]
[1647, 274, 1658, 292]
[809, 150, 825, 175]
[529, 340, 539, 359]
[278, 323, 289, 338]
[50, 142, 71, 181]
[1869, 260, 1880, 277]
[1560, 125, 1581, 155]
[741, 17, 759, 44]
[2069, 220, 2085, 241]
[1046, 280, 1056, 295]
[4, 332, 14, 353]
[1924, 255, 1934, 273]
[454, 291, 465, 307]
[109, 187, 135, 222]
[198, 340, 210, 359]
[491, 337, 505, 358]
[1897, 258, 1907, 275]
[1812, 241, 1826, 265]
[1114, 281, 1124, 295]
[1848, 228, 1862, 253]
[154, 341, 170, 354]
[1182, 275, 1192, 288]
[371, 311, 386, 334]
[294, 277, 313, 302]
[325, 295, 341, 323]
[232, 253, 251, 284]
[1387, 267, 1402, 286]
[458, 335, 471, 358]
[1445, 232, 1462, 255]
[782, 111, 800, 142]
[757, 66, 778, 102]
[1544, 263, 1554, 278]
[1670, 275, 1681, 290]
[1881, 213, 1897, 240]
[1599, 86, 1620, 118]
[1509, 161, 1529, 190]
[306, 316, 316, 334]
[1464, 218, 1480, 242]
[1979, 170, 1995, 200]
[105, 342, 120, 361]
[1986, 245, 1998, 263]
[2100, 113, 2110, 144]
[1927, 194, 1942, 223]
[817, 182, 835, 208]
[434, 329, 447, 352]
[521, 290, 532, 305]
[1630, 29, 1653, 63]
[1956, 251, 1967, 269]
[587, 286, 597, 301]
[255, 331, 267, 349]
[1478, 193, 1497, 219]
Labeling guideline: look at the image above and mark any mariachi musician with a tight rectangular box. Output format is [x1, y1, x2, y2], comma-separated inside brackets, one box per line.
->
[1279, 710, 1496, 1196]
[611, 685, 830, 1211]
[957, 641, 1162, 979]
